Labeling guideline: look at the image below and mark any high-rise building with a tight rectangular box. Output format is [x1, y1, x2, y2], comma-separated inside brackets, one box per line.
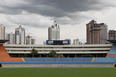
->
[15, 25, 25, 44]
[73, 38, 79, 45]
[7, 32, 15, 44]
[48, 21, 60, 40]
[86, 20, 107, 44]
[0, 24, 5, 39]
[31, 39, 35, 45]
[108, 30, 116, 40]
[26, 35, 35, 45]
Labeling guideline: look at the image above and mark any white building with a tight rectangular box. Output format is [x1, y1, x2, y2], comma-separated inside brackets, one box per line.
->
[0, 24, 5, 39]
[7, 32, 15, 44]
[48, 22, 60, 40]
[4, 44, 112, 57]
[31, 39, 35, 45]
[73, 38, 79, 45]
[15, 25, 25, 44]
[26, 35, 35, 45]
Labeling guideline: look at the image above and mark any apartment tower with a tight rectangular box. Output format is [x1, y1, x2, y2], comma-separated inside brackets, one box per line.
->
[7, 32, 15, 44]
[109, 30, 116, 40]
[0, 24, 5, 39]
[15, 25, 25, 44]
[48, 21, 60, 40]
[86, 20, 107, 44]
[26, 35, 35, 45]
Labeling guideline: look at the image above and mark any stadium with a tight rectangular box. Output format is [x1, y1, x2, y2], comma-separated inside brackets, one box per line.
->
[0, 39, 116, 77]
[0, 39, 116, 68]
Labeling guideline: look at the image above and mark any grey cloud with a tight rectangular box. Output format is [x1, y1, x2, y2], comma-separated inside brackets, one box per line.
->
[0, 0, 115, 27]
[0, 0, 113, 17]
[24, 0, 106, 17]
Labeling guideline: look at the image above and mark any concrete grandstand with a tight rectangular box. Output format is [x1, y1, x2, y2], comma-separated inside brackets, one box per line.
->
[0, 39, 23, 62]
[0, 39, 116, 68]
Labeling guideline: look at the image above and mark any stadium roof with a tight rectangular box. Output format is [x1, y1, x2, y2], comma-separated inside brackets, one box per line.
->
[107, 39, 116, 43]
[0, 39, 9, 43]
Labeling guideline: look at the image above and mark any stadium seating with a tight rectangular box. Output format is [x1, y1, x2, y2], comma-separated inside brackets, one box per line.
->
[107, 45, 116, 56]
[0, 45, 23, 62]
[108, 45, 116, 54]
[24, 58, 93, 63]
[23, 57, 116, 63]
[92, 57, 116, 62]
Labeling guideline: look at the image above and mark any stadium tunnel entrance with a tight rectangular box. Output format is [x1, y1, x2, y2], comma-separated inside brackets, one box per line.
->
[0, 63, 2, 67]
[114, 64, 116, 67]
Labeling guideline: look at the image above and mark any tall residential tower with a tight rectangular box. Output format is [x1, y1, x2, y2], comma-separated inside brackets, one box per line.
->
[48, 21, 60, 40]
[86, 20, 107, 44]
[7, 32, 15, 44]
[15, 25, 25, 44]
[73, 38, 79, 45]
[0, 24, 5, 39]
[26, 35, 35, 45]
[108, 30, 116, 40]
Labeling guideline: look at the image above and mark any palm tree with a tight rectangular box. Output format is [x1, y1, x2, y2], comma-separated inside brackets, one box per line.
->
[31, 49, 38, 57]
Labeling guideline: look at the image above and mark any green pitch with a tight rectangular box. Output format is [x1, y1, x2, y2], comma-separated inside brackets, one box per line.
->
[0, 68, 116, 77]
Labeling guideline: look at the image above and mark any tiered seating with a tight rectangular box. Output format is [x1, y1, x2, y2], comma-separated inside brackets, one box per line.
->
[108, 45, 116, 54]
[73, 58, 92, 62]
[0, 45, 23, 62]
[24, 57, 116, 63]
[93, 57, 116, 63]
[24, 58, 93, 63]
[107, 45, 116, 56]
[0, 45, 10, 57]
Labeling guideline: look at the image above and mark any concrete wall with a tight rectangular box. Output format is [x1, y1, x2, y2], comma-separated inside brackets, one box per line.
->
[2, 63, 114, 68]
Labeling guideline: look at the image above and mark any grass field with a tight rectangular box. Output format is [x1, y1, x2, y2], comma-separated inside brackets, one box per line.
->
[0, 68, 116, 77]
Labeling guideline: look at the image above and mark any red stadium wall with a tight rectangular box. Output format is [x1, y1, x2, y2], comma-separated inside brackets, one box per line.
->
[107, 54, 116, 56]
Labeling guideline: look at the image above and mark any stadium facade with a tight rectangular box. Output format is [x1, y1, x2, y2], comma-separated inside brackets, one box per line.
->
[4, 44, 112, 57]
[1, 39, 116, 68]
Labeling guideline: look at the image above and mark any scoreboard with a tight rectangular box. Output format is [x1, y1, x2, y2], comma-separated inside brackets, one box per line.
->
[46, 40, 70, 45]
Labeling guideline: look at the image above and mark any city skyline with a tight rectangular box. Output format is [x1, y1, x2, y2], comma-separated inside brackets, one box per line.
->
[6, 25, 35, 45]
[0, 0, 116, 44]
[4, 21, 116, 45]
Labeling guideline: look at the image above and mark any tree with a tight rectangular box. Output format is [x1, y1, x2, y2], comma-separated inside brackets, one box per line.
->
[49, 50, 56, 57]
[31, 49, 38, 57]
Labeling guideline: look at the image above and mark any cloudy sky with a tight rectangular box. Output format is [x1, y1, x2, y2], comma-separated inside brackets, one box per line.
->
[0, 0, 116, 44]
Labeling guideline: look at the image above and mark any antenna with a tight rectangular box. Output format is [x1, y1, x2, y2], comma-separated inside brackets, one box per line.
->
[54, 21, 57, 26]
[54, 21, 56, 24]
